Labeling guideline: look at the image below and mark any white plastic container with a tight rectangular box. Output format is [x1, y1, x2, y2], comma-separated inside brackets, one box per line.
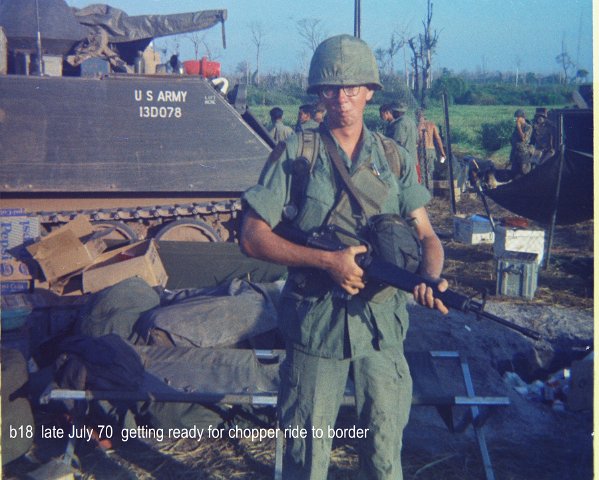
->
[494, 225, 546, 265]
[453, 214, 495, 245]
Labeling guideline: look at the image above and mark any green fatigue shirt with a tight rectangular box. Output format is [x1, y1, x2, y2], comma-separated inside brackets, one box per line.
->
[387, 115, 418, 167]
[269, 119, 293, 144]
[295, 118, 320, 133]
[243, 124, 430, 360]
[533, 121, 555, 153]
[510, 121, 534, 166]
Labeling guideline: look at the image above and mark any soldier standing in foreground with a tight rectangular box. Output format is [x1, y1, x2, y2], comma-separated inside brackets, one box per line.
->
[241, 34, 448, 479]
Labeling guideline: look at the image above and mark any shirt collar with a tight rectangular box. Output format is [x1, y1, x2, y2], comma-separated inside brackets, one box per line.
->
[321, 121, 374, 171]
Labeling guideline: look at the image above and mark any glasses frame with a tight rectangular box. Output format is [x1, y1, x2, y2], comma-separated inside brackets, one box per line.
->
[319, 85, 362, 99]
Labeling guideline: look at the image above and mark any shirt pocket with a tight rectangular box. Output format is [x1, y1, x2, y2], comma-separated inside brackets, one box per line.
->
[294, 160, 336, 231]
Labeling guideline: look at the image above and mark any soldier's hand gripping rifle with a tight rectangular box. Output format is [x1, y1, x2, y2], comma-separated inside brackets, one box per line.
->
[275, 222, 542, 341]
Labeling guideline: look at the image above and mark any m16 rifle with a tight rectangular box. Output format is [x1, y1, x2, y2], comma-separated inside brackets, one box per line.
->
[275, 223, 542, 341]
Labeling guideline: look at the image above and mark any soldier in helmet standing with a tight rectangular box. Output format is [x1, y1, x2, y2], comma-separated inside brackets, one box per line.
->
[241, 34, 448, 480]
[510, 109, 535, 178]
[531, 107, 555, 165]
[380, 102, 419, 170]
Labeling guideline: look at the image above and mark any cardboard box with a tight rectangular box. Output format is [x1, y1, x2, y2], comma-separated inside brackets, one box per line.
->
[453, 214, 495, 244]
[0, 215, 40, 249]
[0, 257, 37, 281]
[493, 225, 545, 265]
[26, 217, 106, 283]
[0, 281, 31, 294]
[1, 215, 41, 281]
[82, 240, 167, 293]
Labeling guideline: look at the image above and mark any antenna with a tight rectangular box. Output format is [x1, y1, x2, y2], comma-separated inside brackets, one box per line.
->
[354, 0, 361, 38]
[34, 0, 44, 75]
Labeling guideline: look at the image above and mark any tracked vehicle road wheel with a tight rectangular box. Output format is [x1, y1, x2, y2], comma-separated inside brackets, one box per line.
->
[92, 221, 139, 248]
[155, 219, 222, 242]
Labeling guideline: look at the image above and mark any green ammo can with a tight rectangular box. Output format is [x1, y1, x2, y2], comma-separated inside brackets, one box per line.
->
[496, 251, 539, 300]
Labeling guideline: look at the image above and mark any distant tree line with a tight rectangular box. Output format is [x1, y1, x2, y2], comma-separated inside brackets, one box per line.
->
[242, 70, 576, 107]
[429, 70, 576, 106]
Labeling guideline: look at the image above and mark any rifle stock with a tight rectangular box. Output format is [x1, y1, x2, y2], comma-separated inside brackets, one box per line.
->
[275, 223, 542, 341]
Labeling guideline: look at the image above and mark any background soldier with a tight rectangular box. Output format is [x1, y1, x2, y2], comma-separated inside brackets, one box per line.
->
[313, 102, 327, 124]
[380, 102, 418, 171]
[269, 107, 294, 144]
[295, 104, 319, 132]
[509, 109, 534, 178]
[416, 109, 446, 191]
[241, 34, 448, 479]
[531, 107, 555, 165]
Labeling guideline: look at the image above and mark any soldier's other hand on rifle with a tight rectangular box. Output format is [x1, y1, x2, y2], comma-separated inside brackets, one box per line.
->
[413, 278, 449, 314]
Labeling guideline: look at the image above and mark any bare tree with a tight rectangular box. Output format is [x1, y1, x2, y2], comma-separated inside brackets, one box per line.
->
[407, 37, 420, 98]
[392, 24, 411, 87]
[249, 22, 266, 84]
[297, 18, 327, 53]
[387, 32, 404, 74]
[556, 37, 575, 84]
[405, 0, 439, 106]
[374, 47, 389, 74]
[419, 0, 439, 96]
[186, 32, 221, 60]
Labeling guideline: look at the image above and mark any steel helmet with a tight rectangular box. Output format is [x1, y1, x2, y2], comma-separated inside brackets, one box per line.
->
[307, 34, 383, 94]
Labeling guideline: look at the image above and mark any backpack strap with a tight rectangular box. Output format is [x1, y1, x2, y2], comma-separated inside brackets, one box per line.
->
[296, 129, 320, 172]
[374, 132, 404, 177]
[283, 130, 321, 221]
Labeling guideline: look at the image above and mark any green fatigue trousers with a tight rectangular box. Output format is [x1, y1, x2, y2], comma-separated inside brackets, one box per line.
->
[278, 345, 413, 480]
[419, 148, 436, 191]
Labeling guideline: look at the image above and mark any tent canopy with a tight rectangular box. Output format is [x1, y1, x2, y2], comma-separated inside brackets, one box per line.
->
[485, 108, 593, 226]
[485, 149, 593, 225]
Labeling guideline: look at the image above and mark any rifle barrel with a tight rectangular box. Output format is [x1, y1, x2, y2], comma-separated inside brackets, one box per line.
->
[367, 257, 542, 340]
[475, 307, 542, 341]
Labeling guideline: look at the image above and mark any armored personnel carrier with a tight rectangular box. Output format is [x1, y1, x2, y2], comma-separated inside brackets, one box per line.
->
[0, 0, 273, 243]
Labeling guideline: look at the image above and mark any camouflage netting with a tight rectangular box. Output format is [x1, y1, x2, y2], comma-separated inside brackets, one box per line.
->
[72, 5, 226, 44]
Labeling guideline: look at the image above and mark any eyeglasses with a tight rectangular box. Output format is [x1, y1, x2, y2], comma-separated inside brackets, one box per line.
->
[319, 86, 361, 99]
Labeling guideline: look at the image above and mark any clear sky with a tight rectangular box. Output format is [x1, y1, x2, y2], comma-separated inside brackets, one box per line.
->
[66, 0, 593, 77]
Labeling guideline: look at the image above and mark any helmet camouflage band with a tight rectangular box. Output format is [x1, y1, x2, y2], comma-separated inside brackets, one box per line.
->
[307, 34, 383, 94]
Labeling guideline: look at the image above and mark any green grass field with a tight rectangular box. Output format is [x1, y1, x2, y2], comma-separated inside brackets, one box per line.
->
[250, 103, 545, 166]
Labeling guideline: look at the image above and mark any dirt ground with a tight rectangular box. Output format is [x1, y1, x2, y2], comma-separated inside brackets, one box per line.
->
[2, 192, 594, 479]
